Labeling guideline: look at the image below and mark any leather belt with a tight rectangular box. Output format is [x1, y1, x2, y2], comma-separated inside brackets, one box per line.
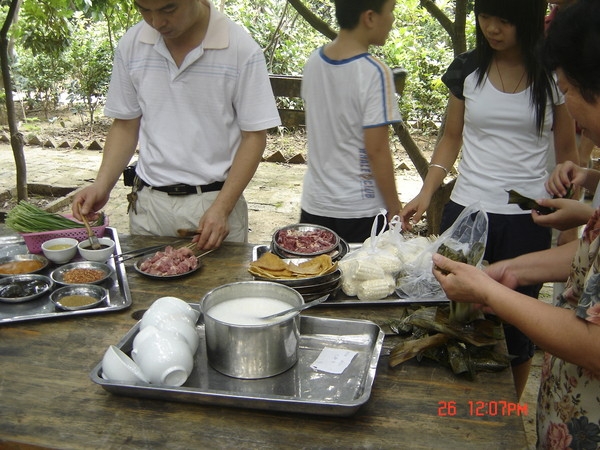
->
[138, 178, 224, 195]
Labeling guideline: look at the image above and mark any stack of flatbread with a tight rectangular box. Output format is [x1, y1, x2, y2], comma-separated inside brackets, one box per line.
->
[249, 252, 337, 279]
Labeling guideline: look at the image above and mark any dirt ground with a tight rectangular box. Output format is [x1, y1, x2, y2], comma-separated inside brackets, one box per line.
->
[0, 116, 554, 449]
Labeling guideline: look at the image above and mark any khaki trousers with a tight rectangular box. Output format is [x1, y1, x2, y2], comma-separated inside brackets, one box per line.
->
[129, 187, 248, 242]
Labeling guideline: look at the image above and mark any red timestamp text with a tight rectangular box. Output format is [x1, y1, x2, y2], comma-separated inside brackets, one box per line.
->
[437, 400, 528, 417]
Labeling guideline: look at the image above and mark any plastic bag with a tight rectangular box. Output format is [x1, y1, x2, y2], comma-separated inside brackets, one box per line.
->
[339, 211, 404, 300]
[396, 203, 489, 303]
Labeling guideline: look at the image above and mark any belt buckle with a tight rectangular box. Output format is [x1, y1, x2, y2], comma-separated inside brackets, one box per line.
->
[168, 184, 192, 195]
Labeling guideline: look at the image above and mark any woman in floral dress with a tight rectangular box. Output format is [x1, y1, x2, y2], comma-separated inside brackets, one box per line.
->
[431, 2, 600, 448]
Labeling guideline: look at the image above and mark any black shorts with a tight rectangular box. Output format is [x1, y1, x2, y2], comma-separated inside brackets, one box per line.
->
[299, 210, 386, 244]
[440, 201, 551, 366]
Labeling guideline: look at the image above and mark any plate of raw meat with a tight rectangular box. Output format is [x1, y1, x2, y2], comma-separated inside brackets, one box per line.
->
[133, 245, 201, 279]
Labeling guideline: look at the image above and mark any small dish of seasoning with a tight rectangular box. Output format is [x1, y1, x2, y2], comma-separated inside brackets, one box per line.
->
[0, 274, 53, 303]
[0, 254, 49, 277]
[50, 284, 108, 311]
[78, 237, 116, 262]
[42, 238, 78, 264]
[50, 261, 112, 286]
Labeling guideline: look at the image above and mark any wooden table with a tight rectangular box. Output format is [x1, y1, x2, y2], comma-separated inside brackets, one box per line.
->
[0, 233, 529, 449]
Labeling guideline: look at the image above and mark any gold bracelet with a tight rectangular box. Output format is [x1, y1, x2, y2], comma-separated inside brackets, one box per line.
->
[429, 163, 449, 176]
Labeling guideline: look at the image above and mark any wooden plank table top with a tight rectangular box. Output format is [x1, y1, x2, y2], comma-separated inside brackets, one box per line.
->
[0, 234, 529, 449]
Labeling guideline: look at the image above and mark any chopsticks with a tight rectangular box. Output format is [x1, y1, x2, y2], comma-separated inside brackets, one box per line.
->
[196, 248, 216, 261]
[113, 242, 183, 263]
[112, 241, 207, 263]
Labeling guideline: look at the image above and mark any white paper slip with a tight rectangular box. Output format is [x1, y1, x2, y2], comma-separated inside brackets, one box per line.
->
[310, 347, 358, 374]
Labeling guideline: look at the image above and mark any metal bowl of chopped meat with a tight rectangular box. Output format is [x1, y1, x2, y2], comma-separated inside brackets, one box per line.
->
[133, 245, 201, 278]
[272, 224, 340, 257]
[50, 261, 113, 286]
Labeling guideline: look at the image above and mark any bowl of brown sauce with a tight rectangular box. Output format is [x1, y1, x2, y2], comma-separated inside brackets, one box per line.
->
[78, 238, 115, 262]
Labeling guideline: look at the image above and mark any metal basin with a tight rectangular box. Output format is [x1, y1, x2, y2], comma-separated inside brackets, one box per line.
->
[201, 281, 303, 379]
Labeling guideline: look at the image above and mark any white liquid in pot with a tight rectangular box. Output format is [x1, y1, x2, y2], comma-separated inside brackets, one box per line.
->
[207, 297, 295, 325]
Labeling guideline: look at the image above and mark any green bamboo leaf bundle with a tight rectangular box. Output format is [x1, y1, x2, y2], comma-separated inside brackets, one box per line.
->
[5, 201, 105, 233]
[506, 189, 554, 215]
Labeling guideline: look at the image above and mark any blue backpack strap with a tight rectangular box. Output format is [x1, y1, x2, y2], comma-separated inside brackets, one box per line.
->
[441, 50, 478, 100]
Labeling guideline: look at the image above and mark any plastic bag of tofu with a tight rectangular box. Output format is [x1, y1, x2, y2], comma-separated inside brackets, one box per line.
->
[338, 212, 406, 301]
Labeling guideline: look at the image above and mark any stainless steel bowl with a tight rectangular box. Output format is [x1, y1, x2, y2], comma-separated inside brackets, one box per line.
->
[50, 284, 108, 311]
[0, 254, 49, 277]
[272, 223, 340, 257]
[50, 261, 112, 285]
[0, 274, 53, 303]
[201, 281, 303, 379]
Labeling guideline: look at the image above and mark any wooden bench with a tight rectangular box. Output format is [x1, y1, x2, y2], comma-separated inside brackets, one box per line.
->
[269, 68, 407, 129]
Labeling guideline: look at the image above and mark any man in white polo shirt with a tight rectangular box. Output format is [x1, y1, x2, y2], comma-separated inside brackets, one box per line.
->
[72, 0, 281, 250]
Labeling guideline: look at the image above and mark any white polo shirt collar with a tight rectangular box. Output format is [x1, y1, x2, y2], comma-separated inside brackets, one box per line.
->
[137, 1, 229, 60]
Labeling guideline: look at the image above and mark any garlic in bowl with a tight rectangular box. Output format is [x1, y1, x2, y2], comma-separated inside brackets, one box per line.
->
[78, 237, 115, 262]
[41, 238, 78, 264]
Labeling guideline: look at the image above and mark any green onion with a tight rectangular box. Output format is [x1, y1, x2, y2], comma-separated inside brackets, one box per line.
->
[5, 201, 105, 233]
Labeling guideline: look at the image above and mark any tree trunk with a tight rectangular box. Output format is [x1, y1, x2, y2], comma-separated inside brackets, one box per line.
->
[0, 0, 26, 201]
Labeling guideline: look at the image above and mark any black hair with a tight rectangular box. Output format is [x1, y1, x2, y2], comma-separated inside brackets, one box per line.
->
[543, 0, 600, 104]
[473, 0, 552, 135]
[334, 0, 389, 30]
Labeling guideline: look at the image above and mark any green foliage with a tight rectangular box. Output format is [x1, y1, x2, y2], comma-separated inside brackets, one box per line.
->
[65, 13, 113, 128]
[376, 2, 456, 129]
[72, 0, 139, 53]
[225, 0, 331, 76]
[13, 49, 69, 117]
[16, 1, 74, 56]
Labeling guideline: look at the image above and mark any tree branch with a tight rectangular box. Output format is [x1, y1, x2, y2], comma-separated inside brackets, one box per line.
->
[420, 0, 454, 38]
[287, 0, 337, 40]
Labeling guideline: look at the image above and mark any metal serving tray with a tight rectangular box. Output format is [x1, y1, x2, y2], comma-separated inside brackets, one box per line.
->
[253, 245, 447, 305]
[91, 314, 384, 416]
[0, 227, 132, 324]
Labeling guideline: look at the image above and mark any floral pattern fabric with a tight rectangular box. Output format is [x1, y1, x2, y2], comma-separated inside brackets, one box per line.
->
[537, 208, 600, 449]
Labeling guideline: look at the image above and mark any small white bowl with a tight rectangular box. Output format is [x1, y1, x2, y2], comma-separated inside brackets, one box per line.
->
[102, 345, 149, 383]
[78, 237, 115, 262]
[41, 238, 78, 264]
[131, 326, 193, 386]
[148, 296, 200, 324]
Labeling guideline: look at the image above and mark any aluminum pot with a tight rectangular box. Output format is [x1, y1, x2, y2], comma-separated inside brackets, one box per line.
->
[201, 281, 303, 379]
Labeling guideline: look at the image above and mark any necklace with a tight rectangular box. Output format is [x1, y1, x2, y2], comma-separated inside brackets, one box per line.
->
[495, 58, 526, 93]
